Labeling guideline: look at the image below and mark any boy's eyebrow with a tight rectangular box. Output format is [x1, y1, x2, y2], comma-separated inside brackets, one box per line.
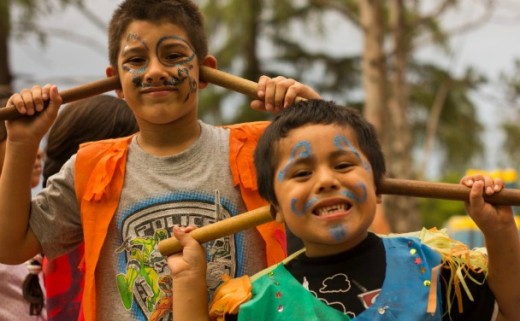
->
[124, 33, 149, 50]
[121, 35, 149, 56]
[157, 35, 195, 49]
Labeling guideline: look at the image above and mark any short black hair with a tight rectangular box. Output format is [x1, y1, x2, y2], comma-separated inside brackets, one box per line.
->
[108, 0, 207, 71]
[254, 99, 386, 207]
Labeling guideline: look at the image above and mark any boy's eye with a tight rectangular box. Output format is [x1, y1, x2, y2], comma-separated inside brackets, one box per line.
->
[335, 162, 352, 171]
[125, 57, 146, 65]
[165, 53, 183, 60]
[292, 170, 312, 179]
[162, 52, 190, 65]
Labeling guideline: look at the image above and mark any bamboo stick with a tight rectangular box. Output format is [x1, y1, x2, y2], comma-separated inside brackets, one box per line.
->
[157, 177, 520, 256]
[2, 69, 514, 257]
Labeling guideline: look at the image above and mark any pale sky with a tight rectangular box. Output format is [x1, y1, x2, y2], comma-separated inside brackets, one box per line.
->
[10, 0, 520, 180]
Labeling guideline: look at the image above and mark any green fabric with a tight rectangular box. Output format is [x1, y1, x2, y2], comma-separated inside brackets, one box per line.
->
[238, 263, 351, 321]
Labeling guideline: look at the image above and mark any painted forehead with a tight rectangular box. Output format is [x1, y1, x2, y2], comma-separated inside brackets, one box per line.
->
[277, 131, 366, 181]
[122, 32, 195, 53]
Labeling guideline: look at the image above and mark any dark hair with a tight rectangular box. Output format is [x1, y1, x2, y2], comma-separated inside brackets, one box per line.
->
[108, 0, 208, 71]
[43, 95, 139, 186]
[254, 99, 386, 207]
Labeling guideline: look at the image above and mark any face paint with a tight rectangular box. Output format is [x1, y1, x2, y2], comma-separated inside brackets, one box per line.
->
[341, 182, 367, 204]
[334, 135, 371, 171]
[290, 196, 318, 217]
[121, 33, 198, 101]
[278, 141, 312, 181]
[156, 36, 198, 101]
[330, 224, 347, 242]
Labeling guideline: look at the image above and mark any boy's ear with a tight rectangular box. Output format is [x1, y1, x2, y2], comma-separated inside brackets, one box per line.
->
[270, 204, 285, 223]
[198, 55, 217, 89]
[376, 194, 382, 204]
[106, 66, 124, 99]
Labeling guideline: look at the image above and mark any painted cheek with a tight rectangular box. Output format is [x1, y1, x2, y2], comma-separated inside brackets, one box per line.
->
[278, 141, 312, 181]
[290, 197, 318, 217]
[341, 182, 368, 204]
[122, 65, 147, 88]
[175, 63, 197, 93]
[330, 224, 348, 241]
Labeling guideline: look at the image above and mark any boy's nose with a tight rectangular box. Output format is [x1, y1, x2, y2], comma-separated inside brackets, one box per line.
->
[145, 59, 168, 83]
[315, 168, 340, 193]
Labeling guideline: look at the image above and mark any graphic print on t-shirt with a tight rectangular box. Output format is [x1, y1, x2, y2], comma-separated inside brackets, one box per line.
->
[114, 191, 240, 320]
[302, 272, 381, 318]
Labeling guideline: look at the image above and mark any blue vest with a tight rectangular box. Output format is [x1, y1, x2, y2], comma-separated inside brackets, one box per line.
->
[237, 237, 443, 321]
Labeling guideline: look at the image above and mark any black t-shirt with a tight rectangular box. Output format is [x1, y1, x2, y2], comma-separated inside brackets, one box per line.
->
[226, 233, 495, 320]
[285, 233, 496, 320]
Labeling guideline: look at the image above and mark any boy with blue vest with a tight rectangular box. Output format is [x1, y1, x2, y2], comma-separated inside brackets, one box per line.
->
[169, 100, 520, 320]
[0, 0, 321, 320]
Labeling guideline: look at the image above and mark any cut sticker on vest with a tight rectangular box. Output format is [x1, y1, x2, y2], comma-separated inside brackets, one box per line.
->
[334, 135, 371, 171]
[303, 275, 355, 317]
[115, 191, 241, 319]
[278, 141, 312, 181]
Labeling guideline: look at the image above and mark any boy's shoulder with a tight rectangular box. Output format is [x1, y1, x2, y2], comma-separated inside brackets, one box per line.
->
[224, 121, 270, 138]
[78, 135, 135, 155]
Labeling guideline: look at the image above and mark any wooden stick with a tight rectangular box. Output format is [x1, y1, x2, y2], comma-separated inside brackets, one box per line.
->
[157, 205, 273, 256]
[0, 77, 121, 120]
[0, 66, 305, 120]
[157, 177, 520, 256]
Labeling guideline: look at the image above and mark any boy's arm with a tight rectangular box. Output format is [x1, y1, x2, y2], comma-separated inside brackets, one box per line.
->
[461, 175, 520, 320]
[251, 75, 321, 113]
[167, 226, 210, 321]
[0, 85, 62, 264]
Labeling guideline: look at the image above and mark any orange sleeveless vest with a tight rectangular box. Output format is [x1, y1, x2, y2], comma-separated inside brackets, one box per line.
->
[74, 122, 286, 321]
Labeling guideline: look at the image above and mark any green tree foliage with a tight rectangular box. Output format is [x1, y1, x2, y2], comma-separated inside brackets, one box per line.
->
[410, 63, 486, 175]
[0, 0, 84, 90]
[419, 172, 467, 229]
[199, 0, 490, 231]
[500, 59, 520, 165]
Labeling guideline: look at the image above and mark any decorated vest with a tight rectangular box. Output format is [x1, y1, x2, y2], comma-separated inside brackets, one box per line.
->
[74, 122, 286, 321]
[211, 237, 443, 321]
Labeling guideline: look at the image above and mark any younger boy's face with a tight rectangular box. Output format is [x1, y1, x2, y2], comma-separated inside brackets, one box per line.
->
[108, 21, 210, 126]
[273, 124, 380, 257]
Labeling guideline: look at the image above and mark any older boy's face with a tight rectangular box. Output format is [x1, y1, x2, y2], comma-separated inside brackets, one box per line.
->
[113, 21, 201, 125]
[273, 124, 379, 257]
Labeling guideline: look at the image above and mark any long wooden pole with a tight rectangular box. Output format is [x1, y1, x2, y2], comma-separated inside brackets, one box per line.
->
[0, 67, 261, 120]
[157, 177, 520, 256]
[1, 69, 515, 256]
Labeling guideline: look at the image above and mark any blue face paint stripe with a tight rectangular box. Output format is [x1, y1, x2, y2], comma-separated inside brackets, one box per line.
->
[278, 140, 312, 181]
[341, 182, 368, 204]
[334, 135, 361, 160]
[290, 197, 318, 217]
[334, 135, 371, 171]
[330, 224, 347, 241]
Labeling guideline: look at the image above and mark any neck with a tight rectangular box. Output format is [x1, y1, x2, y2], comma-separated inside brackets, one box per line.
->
[136, 118, 201, 156]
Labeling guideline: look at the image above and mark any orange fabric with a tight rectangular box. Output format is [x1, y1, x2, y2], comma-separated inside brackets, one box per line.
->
[75, 135, 133, 321]
[209, 275, 252, 321]
[75, 124, 286, 321]
[225, 121, 287, 265]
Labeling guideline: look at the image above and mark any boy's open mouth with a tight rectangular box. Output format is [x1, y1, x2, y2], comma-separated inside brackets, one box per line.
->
[313, 202, 352, 217]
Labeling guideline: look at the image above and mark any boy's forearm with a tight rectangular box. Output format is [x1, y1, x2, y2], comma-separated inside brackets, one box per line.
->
[0, 142, 41, 263]
[484, 226, 520, 320]
[173, 275, 210, 321]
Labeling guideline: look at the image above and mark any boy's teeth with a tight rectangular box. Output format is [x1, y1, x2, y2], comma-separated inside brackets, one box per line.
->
[317, 204, 346, 216]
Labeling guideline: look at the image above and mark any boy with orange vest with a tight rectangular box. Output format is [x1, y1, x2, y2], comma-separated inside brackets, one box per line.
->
[0, 0, 321, 320]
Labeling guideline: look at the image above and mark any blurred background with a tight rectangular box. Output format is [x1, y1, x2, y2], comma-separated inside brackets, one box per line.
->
[2, 0, 520, 237]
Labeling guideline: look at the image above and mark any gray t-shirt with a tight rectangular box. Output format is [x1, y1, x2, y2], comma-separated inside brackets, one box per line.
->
[30, 121, 266, 320]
